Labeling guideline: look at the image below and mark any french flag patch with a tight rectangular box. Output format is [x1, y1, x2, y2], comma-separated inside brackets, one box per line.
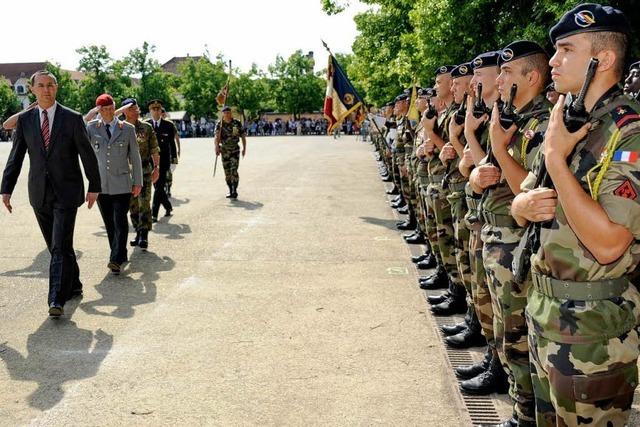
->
[612, 151, 639, 162]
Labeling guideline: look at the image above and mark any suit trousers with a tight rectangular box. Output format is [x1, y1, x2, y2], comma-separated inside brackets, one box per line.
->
[97, 193, 131, 264]
[152, 164, 172, 217]
[32, 181, 81, 305]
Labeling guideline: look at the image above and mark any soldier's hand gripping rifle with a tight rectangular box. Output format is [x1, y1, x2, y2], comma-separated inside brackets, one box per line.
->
[472, 83, 491, 119]
[513, 58, 599, 284]
[442, 93, 469, 189]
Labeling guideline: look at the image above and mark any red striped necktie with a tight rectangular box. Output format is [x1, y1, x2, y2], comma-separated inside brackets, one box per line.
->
[41, 110, 50, 150]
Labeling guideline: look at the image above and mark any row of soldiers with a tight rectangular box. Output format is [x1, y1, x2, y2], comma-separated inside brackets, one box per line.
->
[369, 4, 640, 426]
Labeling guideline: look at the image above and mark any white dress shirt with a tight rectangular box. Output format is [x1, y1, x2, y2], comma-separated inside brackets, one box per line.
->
[38, 102, 57, 134]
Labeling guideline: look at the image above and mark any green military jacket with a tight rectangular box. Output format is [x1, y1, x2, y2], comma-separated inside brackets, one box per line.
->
[133, 119, 159, 172]
[427, 103, 458, 180]
[216, 119, 246, 144]
[522, 87, 640, 343]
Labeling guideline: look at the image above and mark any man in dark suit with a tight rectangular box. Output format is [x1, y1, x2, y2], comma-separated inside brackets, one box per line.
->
[1, 70, 101, 317]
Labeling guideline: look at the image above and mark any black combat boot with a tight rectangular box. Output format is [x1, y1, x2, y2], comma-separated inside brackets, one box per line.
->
[479, 415, 520, 427]
[441, 321, 468, 336]
[138, 229, 149, 250]
[431, 288, 467, 316]
[130, 230, 140, 247]
[459, 350, 509, 395]
[445, 314, 486, 348]
[386, 186, 399, 195]
[455, 346, 492, 380]
[231, 184, 238, 199]
[411, 250, 432, 264]
[427, 291, 450, 305]
[416, 252, 437, 269]
[397, 205, 410, 214]
[226, 184, 234, 198]
[419, 265, 449, 290]
[397, 214, 416, 230]
[405, 232, 426, 244]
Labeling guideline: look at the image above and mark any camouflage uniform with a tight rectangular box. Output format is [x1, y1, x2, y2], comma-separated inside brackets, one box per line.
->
[426, 104, 460, 287]
[412, 127, 428, 236]
[521, 89, 640, 426]
[129, 120, 159, 232]
[479, 95, 550, 423]
[394, 117, 408, 200]
[216, 118, 246, 186]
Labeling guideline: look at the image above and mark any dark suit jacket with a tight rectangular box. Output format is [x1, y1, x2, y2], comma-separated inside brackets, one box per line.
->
[146, 118, 177, 170]
[1, 103, 101, 209]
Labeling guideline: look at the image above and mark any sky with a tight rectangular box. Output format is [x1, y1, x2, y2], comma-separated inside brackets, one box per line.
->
[1, 0, 369, 73]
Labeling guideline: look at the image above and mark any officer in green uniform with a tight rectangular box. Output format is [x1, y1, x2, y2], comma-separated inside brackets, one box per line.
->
[469, 41, 551, 427]
[121, 98, 159, 250]
[511, 4, 640, 425]
[215, 106, 247, 199]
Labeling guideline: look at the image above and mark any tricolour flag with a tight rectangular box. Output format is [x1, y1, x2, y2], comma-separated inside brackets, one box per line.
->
[323, 55, 364, 133]
[613, 151, 639, 162]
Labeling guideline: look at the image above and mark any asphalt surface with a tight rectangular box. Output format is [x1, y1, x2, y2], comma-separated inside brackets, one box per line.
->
[0, 135, 468, 426]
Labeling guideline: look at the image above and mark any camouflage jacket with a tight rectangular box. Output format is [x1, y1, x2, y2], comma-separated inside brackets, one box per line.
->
[523, 87, 640, 343]
[133, 119, 159, 170]
[216, 119, 246, 144]
[480, 94, 551, 242]
[427, 103, 458, 178]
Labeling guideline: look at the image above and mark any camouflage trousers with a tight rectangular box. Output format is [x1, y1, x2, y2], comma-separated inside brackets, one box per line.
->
[468, 223, 494, 344]
[221, 143, 241, 186]
[130, 170, 153, 232]
[427, 183, 461, 293]
[529, 324, 639, 427]
[413, 176, 426, 235]
[447, 191, 471, 295]
[482, 225, 534, 423]
[391, 151, 403, 191]
[420, 179, 441, 262]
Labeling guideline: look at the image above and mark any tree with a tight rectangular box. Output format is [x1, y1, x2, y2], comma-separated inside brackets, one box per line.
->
[226, 64, 269, 120]
[178, 56, 228, 119]
[45, 62, 81, 110]
[268, 50, 325, 118]
[0, 78, 20, 121]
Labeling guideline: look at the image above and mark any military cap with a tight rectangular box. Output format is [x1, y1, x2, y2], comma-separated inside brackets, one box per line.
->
[95, 93, 114, 107]
[471, 51, 500, 69]
[394, 89, 411, 102]
[451, 63, 473, 79]
[121, 97, 137, 107]
[147, 99, 164, 109]
[549, 3, 630, 45]
[221, 105, 232, 112]
[630, 61, 640, 71]
[435, 65, 456, 75]
[418, 87, 435, 97]
[498, 41, 548, 66]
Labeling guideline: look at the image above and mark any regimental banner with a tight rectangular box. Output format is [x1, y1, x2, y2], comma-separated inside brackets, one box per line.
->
[323, 55, 364, 133]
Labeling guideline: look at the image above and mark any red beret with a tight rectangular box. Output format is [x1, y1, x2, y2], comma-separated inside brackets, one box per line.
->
[95, 94, 114, 107]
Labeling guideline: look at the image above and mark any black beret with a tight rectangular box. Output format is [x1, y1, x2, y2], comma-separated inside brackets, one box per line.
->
[394, 89, 411, 102]
[121, 97, 138, 107]
[471, 51, 500, 69]
[498, 41, 548, 66]
[435, 65, 456, 75]
[221, 105, 231, 112]
[630, 61, 640, 71]
[418, 87, 435, 97]
[147, 99, 163, 108]
[451, 63, 473, 79]
[549, 3, 630, 45]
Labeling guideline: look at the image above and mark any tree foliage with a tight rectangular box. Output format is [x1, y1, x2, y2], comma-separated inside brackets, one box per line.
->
[0, 78, 20, 121]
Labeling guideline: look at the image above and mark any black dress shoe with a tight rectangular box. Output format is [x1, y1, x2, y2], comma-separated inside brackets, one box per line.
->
[459, 354, 509, 395]
[164, 209, 173, 217]
[431, 294, 467, 315]
[427, 291, 449, 305]
[139, 229, 149, 250]
[416, 254, 437, 269]
[48, 303, 63, 317]
[108, 261, 121, 275]
[69, 288, 83, 299]
[405, 233, 426, 244]
[411, 253, 430, 263]
[419, 267, 449, 290]
[455, 347, 492, 380]
[397, 206, 409, 214]
[445, 325, 486, 348]
[441, 321, 468, 336]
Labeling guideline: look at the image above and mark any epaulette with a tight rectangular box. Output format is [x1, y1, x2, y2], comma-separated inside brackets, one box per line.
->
[611, 105, 640, 129]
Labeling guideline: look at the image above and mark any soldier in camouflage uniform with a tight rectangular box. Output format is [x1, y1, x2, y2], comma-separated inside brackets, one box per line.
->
[391, 93, 411, 220]
[511, 5, 640, 425]
[122, 98, 159, 250]
[469, 41, 551, 426]
[215, 106, 247, 199]
[457, 51, 509, 396]
[422, 66, 467, 317]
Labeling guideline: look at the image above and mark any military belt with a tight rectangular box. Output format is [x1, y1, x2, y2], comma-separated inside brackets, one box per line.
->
[531, 273, 629, 301]
[448, 181, 467, 192]
[481, 211, 517, 228]
[427, 174, 445, 184]
[466, 196, 481, 211]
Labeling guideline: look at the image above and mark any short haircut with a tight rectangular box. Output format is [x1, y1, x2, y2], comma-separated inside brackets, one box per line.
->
[588, 31, 628, 79]
[519, 53, 550, 89]
[29, 70, 58, 85]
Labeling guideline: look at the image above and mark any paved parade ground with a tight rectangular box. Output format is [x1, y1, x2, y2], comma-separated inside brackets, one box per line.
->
[0, 135, 639, 426]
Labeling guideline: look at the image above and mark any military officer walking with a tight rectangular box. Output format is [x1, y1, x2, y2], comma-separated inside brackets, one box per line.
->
[146, 99, 176, 221]
[215, 106, 247, 199]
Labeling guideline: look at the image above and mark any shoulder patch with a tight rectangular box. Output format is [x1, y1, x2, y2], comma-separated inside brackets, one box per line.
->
[613, 179, 638, 200]
[611, 105, 640, 129]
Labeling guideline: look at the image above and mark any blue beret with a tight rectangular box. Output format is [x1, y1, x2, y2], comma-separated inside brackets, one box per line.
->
[498, 41, 548, 66]
[471, 51, 500, 69]
[451, 63, 473, 78]
[435, 65, 456, 75]
[121, 97, 137, 107]
[549, 3, 630, 45]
